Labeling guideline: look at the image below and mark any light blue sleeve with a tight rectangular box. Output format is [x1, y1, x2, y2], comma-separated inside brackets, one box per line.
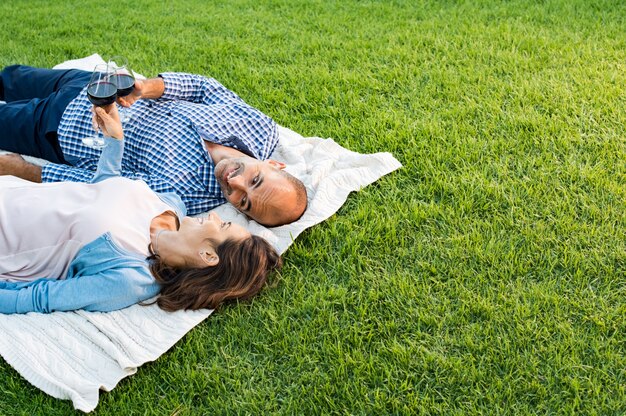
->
[91, 136, 124, 183]
[0, 266, 160, 314]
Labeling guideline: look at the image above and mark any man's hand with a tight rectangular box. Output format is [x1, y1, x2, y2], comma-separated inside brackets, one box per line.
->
[116, 77, 165, 107]
[92, 105, 124, 140]
[0, 154, 42, 182]
[116, 78, 144, 108]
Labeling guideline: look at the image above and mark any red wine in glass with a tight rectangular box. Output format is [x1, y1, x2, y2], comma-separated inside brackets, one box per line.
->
[109, 56, 135, 123]
[87, 81, 117, 106]
[109, 73, 135, 97]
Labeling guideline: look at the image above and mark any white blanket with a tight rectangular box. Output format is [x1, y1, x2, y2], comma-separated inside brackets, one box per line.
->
[0, 55, 402, 412]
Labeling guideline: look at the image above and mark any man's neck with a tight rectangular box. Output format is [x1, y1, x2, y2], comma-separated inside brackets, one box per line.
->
[204, 141, 248, 163]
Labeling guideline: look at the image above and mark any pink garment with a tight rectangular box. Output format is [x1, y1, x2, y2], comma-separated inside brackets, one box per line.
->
[0, 176, 173, 282]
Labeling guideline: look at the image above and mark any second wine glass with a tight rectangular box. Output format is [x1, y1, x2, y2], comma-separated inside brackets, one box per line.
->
[108, 56, 136, 124]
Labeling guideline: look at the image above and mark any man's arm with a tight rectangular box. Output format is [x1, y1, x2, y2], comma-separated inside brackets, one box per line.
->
[116, 77, 165, 107]
[0, 154, 42, 182]
[117, 73, 240, 106]
[0, 105, 126, 184]
[154, 72, 248, 106]
[157, 72, 279, 160]
[119, 72, 279, 161]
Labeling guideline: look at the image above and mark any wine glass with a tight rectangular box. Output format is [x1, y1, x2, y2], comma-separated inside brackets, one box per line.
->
[82, 63, 116, 149]
[108, 56, 135, 124]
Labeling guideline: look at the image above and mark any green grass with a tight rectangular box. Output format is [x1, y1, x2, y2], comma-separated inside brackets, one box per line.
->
[1, 0, 625, 414]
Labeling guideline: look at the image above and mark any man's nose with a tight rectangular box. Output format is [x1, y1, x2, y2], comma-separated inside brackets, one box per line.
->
[228, 174, 245, 189]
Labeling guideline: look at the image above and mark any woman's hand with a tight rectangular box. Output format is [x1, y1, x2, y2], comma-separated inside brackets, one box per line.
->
[92, 105, 124, 140]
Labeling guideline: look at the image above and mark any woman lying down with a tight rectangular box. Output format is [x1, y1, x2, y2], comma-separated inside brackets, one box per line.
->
[0, 105, 281, 314]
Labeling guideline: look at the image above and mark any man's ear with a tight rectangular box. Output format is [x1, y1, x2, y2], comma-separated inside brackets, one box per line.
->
[199, 248, 219, 267]
[267, 160, 286, 170]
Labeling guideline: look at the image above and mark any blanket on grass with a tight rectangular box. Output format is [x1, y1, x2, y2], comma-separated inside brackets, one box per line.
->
[0, 54, 401, 412]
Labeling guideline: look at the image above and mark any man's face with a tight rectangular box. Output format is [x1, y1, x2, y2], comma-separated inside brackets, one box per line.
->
[214, 156, 300, 226]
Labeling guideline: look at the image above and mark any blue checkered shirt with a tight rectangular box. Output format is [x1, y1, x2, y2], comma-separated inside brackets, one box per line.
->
[43, 72, 278, 215]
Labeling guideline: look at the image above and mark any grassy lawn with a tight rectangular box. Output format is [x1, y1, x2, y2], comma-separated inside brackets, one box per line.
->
[1, 0, 625, 414]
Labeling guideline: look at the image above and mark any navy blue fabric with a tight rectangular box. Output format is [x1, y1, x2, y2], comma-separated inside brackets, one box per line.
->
[0, 65, 90, 163]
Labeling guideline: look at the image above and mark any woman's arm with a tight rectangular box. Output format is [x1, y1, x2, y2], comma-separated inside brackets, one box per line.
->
[90, 105, 125, 183]
[91, 136, 124, 182]
[0, 266, 159, 314]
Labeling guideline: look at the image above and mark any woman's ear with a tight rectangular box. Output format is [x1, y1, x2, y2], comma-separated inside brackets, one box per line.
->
[199, 248, 219, 267]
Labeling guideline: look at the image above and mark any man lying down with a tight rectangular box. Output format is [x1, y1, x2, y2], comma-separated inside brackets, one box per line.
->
[0, 63, 308, 314]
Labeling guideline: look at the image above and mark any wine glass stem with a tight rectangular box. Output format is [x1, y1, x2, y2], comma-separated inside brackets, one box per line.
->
[118, 105, 131, 124]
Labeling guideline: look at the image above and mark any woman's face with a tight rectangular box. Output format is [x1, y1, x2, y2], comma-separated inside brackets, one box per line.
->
[178, 212, 250, 247]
